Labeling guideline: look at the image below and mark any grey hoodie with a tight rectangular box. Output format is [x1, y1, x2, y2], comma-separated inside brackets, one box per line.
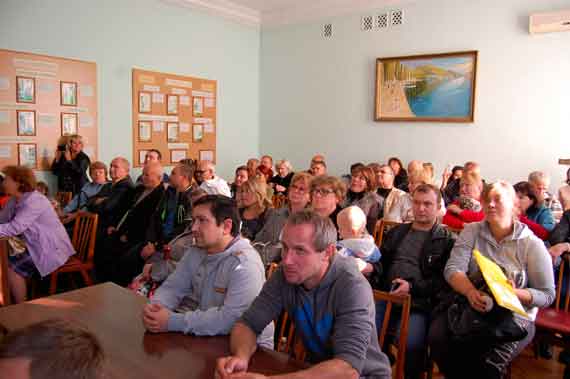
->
[444, 220, 555, 320]
[240, 254, 391, 378]
[152, 237, 274, 348]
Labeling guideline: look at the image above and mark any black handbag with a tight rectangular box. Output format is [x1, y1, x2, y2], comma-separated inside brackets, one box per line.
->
[447, 289, 528, 344]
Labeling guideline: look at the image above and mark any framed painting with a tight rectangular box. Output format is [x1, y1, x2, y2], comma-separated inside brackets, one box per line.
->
[61, 112, 78, 136]
[192, 123, 203, 143]
[170, 149, 187, 163]
[167, 95, 178, 115]
[16, 76, 35, 104]
[18, 143, 37, 168]
[167, 122, 179, 142]
[17, 110, 36, 136]
[60, 81, 78, 106]
[138, 121, 152, 142]
[375, 50, 478, 122]
[139, 91, 152, 113]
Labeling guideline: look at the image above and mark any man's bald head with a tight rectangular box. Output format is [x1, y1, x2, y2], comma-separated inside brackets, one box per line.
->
[142, 161, 163, 188]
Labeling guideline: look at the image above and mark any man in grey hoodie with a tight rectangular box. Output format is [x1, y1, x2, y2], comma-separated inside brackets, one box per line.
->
[142, 195, 274, 348]
[215, 210, 391, 379]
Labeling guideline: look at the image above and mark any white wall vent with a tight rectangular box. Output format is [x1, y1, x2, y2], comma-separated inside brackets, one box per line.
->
[376, 13, 389, 29]
[323, 23, 333, 38]
[390, 9, 404, 26]
[361, 15, 373, 31]
[530, 9, 570, 34]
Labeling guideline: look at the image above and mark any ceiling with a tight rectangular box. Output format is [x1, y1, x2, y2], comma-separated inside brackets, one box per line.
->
[162, 0, 414, 27]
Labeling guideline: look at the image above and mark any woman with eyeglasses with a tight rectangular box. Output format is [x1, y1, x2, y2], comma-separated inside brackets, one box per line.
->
[309, 175, 346, 231]
[254, 172, 313, 265]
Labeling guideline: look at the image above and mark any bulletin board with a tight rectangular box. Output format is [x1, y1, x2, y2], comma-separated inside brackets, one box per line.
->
[0, 49, 98, 170]
[131, 68, 217, 167]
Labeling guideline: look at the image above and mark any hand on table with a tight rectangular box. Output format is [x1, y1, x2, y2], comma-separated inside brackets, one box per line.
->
[215, 356, 249, 379]
[142, 303, 170, 333]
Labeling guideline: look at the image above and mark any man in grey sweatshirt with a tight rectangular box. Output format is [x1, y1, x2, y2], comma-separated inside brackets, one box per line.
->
[216, 210, 391, 379]
[142, 195, 274, 348]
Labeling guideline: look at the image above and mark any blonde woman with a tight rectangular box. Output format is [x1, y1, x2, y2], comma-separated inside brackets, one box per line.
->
[237, 178, 274, 240]
[51, 134, 91, 195]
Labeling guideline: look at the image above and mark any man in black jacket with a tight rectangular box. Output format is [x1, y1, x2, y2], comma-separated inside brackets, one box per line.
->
[372, 184, 455, 379]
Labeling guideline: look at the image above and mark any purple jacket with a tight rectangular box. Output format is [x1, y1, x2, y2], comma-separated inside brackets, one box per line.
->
[0, 191, 74, 277]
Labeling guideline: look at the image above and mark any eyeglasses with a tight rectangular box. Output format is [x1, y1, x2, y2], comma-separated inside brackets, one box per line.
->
[290, 184, 307, 193]
[311, 188, 335, 196]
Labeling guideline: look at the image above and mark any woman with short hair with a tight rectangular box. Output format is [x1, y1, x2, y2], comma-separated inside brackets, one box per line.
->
[51, 134, 91, 195]
[269, 159, 294, 195]
[237, 178, 274, 241]
[343, 166, 383, 234]
[429, 181, 555, 379]
[310, 175, 346, 230]
[0, 166, 75, 303]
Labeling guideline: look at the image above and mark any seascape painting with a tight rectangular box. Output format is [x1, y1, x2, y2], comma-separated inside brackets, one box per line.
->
[375, 51, 477, 122]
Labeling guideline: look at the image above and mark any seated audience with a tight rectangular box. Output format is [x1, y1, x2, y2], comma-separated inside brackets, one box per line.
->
[0, 319, 104, 379]
[260, 155, 274, 178]
[96, 162, 165, 284]
[401, 168, 446, 222]
[310, 175, 346, 230]
[61, 161, 108, 221]
[230, 165, 249, 199]
[142, 195, 274, 346]
[407, 160, 424, 177]
[527, 171, 558, 230]
[254, 172, 312, 265]
[513, 181, 550, 240]
[443, 161, 478, 206]
[216, 210, 391, 379]
[389, 156, 409, 192]
[87, 157, 135, 231]
[198, 160, 231, 197]
[336, 206, 381, 273]
[311, 153, 326, 166]
[342, 162, 365, 186]
[51, 134, 91, 195]
[269, 159, 294, 195]
[558, 168, 570, 211]
[343, 165, 383, 234]
[255, 165, 275, 199]
[429, 181, 555, 379]
[372, 184, 454, 379]
[135, 149, 169, 185]
[374, 164, 408, 222]
[442, 171, 485, 230]
[237, 178, 274, 241]
[0, 166, 74, 303]
[310, 160, 327, 176]
[440, 165, 463, 196]
[246, 158, 259, 179]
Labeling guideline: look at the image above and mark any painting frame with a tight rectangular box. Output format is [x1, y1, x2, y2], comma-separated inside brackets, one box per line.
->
[60, 81, 78, 106]
[167, 95, 178, 115]
[18, 143, 37, 168]
[138, 120, 152, 142]
[167, 122, 179, 142]
[170, 149, 187, 163]
[138, 150, 149, 165]
[193, 97, 203, 116]
[16, 76, 35, 104]
[16, 110, 36, 136]
[199, 149, 214, 163]
[139, 91, 152, 113]
[375, 50, 478, 123]
[61, 112, 78, 136]
[192, 123, 203, 143]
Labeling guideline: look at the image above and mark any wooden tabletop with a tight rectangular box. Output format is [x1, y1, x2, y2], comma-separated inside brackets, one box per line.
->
[0, 282, 306, 378]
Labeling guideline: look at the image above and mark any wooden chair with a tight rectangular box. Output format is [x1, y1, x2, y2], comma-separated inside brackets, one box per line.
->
[373, 289, 411, 379]
[272, 194, 287, 209]
[276, 311, 307, 361]
[373, 220, 402, 248]
[533, 254, 570, 379]
[266, 262, 279, 279]
[55, 191, 73, 208]
[0, 238, 11, 306]
[49, 212, 98, 295]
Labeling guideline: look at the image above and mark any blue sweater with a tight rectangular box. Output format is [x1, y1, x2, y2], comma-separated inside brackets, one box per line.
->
[527, 204, 556, 232]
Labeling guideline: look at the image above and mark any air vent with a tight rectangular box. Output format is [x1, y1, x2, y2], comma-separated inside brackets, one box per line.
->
[390, 9, 404, 26]
[361, 15, 373, 31]
[323, 23, 333, 38]
[376, 13, 389, 29]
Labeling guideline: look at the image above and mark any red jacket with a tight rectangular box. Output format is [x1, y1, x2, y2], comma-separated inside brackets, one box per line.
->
[442, 201, 485, 230]
[519, 215, 549, 240]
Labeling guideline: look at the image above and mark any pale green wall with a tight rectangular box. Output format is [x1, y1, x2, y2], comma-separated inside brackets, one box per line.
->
[259, 0, 570, 188]
[0, 0, 260, 184]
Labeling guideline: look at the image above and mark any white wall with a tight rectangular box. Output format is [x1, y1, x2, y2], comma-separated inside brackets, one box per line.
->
[0, 0, 260, 184]
[259, 0, 570, 190]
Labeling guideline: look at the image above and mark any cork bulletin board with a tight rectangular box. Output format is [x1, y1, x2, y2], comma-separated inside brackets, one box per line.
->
[0, 49, 98, 170]
[131, 68, 217, 167]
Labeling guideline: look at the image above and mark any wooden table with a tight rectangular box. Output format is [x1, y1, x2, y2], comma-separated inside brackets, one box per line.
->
[0, 282, 306, 378]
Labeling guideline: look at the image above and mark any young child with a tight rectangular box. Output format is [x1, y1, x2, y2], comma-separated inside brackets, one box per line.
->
[336, 206, 381, 265]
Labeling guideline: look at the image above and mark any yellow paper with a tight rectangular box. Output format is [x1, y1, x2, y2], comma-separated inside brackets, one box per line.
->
[473, 250, 528, 318]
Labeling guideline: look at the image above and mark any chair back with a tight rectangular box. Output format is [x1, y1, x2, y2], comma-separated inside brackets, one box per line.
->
[272, 194, 287, 209]
[266, 263, 279, 279]
[373, 289, 411, 379]
[56, 191, 73, 207]
[276, 311, 307, 361]
[71, 212, 98, 263]
[373, 220, 402, 247]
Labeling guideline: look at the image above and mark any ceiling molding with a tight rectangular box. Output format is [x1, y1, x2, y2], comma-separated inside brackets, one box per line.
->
[160, 0, 261, 27]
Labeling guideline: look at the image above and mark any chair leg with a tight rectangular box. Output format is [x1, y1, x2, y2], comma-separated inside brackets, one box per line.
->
[80, 269, 93, 287]
[49, 273, 58, 295]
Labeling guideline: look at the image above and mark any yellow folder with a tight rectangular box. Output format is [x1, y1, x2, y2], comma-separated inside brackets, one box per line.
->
[473, 250, 529, 318]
